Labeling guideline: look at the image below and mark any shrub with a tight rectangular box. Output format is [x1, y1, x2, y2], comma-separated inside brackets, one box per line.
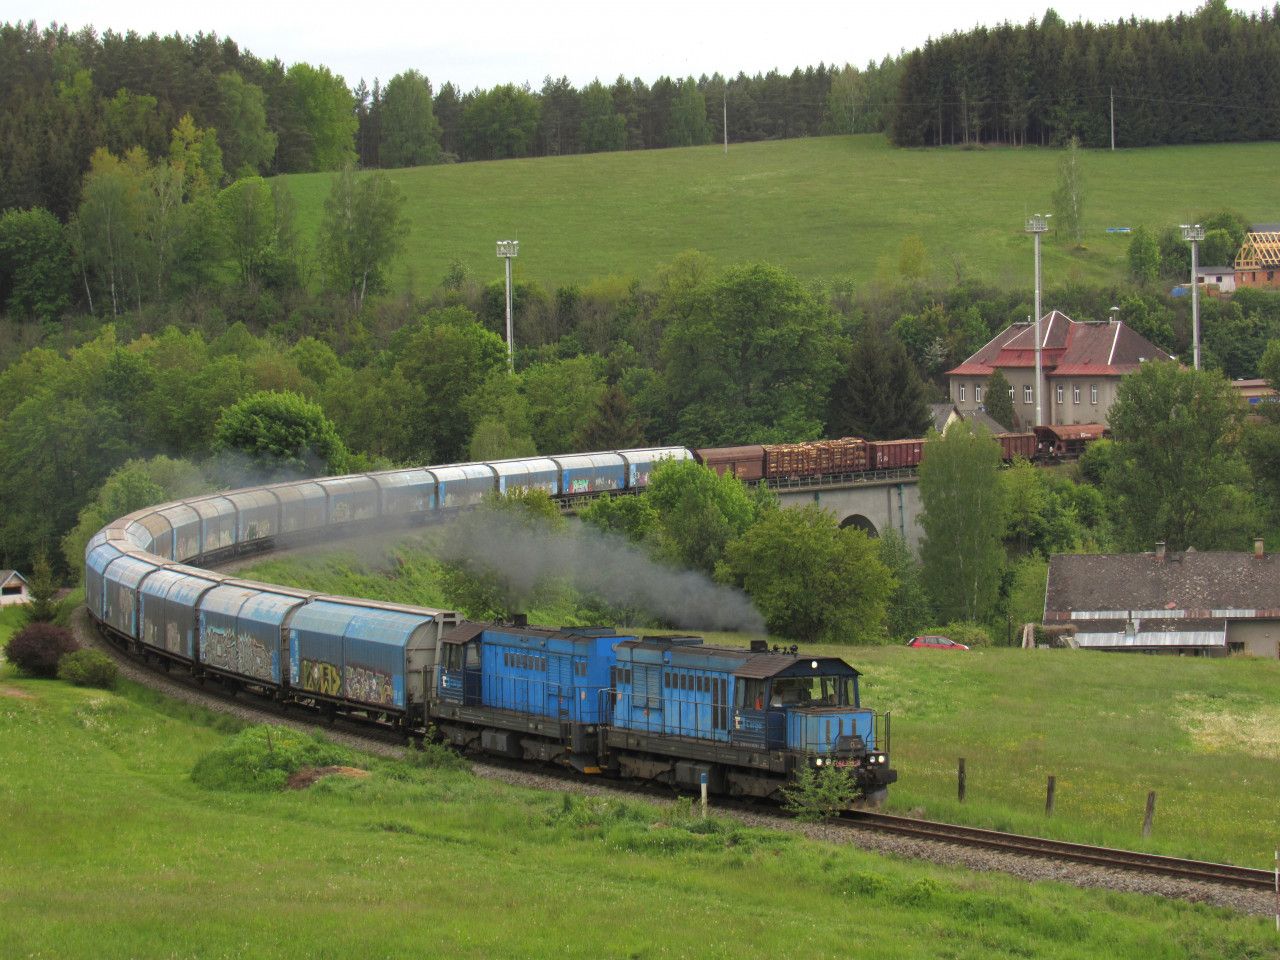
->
[782, 763, 857, 822]
[57, 649, 120, 689]
[191, 724, 354, 791]
[5, 623, 79, 677]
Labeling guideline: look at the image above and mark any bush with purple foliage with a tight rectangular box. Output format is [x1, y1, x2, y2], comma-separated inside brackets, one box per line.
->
[5, 623, 79, 678]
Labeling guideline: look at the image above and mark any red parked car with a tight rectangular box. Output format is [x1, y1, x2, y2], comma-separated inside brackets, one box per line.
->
[907, 635, 969, 650]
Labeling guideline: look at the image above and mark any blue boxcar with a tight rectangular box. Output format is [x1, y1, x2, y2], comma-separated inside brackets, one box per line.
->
[489, 457, 560, 496]
[200, 584, 286, 684]
[553, 453, 627, 496]
[433, 464, 497, 508]
[371, 468, 437, 517]
[618, 447, 692, 489]
[140, 567, 222, 659]
[85, 541, 128, 621]
[103, 554, 165, 640]
[289, 600, 445, 710]
[190, 496, 237, 554]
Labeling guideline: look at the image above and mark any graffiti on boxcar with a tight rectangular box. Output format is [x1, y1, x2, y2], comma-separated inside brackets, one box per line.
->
[344, 663, 396, 706]
[299, 658, 342, 696]
[202, 625, 273, 680]
[164, 622, 182, 654]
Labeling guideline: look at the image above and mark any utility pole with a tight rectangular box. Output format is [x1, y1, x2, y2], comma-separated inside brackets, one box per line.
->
[1181, 224, 1205, 370]
[723, 88, 728, 156]
[1026, 214, 1051, 427]
[1110, 88, 1115, 151]
[496, 240, 519, 371]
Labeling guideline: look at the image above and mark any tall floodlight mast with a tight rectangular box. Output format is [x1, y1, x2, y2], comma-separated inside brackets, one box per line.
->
[496, 240, 519, 371]
[1025, 214, 1051, 427]
[1181, 224, 1205, 370]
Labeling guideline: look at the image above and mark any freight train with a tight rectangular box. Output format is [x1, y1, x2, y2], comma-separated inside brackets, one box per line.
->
[86, 446, 897, 804]
[691, 423, 1105, 484]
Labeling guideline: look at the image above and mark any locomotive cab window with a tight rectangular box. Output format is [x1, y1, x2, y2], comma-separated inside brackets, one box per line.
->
[769, 676, 854, 707]
[736, 679, 766, 710]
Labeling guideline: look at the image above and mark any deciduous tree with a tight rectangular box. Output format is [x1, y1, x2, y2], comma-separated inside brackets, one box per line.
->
[212, 390, 348, 480]
[1106, 361, 1255, 550]
[1052, 135, 1084, 245]
[645, 459, 759, 575]
[318, 166, 407, 311]
[0, 207, 71, 320]
[659, 263, 841, 445]
[720, 504, 892, 644]
[919, 423, 1007, 622]
[379, 70, 442, 168]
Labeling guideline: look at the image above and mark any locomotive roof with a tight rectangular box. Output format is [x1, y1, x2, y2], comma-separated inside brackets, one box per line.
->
[441, 622, 622, 645]
[614, 636, 860, 679]
[734, 654, 860, 680]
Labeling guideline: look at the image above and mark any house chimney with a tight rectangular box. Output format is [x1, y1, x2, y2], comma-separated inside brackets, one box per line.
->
[1155, 541, 1166, 562]
[1255, 537, 1265, 559]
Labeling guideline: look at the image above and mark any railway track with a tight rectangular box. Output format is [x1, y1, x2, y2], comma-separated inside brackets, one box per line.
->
[841, 810, 1276, 890]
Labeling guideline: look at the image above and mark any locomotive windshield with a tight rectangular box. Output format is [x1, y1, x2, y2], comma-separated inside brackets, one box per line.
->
[769, 676, 855, 708]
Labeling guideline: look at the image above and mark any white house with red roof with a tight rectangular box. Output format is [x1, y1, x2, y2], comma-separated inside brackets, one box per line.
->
[946, 312, 1175, 430]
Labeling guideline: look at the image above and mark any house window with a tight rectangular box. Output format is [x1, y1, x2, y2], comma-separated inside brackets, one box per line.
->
[1056, 385, 1064, 404]
[958, 384, 966, 402]
[1090, 384, 1098, 404]
[1023, 385, 1032, 403]
[975, 385, 982, 404]
[1008, 387, 1015, 400]
[1073, 385, 1081, 404]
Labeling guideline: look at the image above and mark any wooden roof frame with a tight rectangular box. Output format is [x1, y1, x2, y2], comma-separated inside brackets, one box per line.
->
[1235, 231, 1280, 269]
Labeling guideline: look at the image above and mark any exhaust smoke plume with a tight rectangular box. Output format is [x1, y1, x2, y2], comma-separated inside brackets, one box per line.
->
[437, 510, 766, 635]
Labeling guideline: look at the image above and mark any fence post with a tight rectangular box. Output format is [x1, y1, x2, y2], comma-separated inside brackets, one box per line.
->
[1045, 775, 1056, 816]
[958, 758, 966, 803]
[1142, 790, 1157, 838]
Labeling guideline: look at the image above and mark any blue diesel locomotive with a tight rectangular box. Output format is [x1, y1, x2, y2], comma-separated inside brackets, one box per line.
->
[418, 623, 894, 801]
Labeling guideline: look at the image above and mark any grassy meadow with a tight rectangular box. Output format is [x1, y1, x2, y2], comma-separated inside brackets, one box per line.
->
[282, 135, 1280, 293]
[239, 540, 1280, 869]
[3, 666, 1278, 959]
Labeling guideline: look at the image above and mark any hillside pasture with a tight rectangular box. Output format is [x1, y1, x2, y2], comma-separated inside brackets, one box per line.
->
[283, 135, 1280, 293]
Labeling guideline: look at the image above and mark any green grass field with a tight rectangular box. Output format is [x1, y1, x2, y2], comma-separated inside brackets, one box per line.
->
[283, 135, 1280, 294]
[240, 541, 1280, 869]
[3, 671, 1278, 959]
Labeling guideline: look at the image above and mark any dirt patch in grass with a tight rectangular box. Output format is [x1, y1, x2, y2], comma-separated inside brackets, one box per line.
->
[286, 765, 370, 790]
[0, 686, 34, 700]
[1174, 693, 1280, 760]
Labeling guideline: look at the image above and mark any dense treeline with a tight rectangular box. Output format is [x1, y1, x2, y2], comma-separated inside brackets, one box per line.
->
[0, 19, 898, 218]
[891, 1, 1280, 147]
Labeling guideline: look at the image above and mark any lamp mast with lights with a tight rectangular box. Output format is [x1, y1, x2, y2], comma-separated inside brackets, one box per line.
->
[1025, 214, 1051, 427]
[496, 240, 519, 371]
[1181, 224, 1205, 370]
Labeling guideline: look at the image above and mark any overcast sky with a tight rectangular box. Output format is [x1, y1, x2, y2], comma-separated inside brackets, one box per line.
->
[19, 1, 1247, 90]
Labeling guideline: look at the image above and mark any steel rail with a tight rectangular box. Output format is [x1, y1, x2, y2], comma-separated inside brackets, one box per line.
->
[841, 810, 1274, 889]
